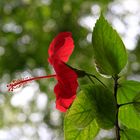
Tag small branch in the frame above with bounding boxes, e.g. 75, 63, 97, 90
113, 75, 120, 140
113, 75, 119, 99
66, 65, 106, 87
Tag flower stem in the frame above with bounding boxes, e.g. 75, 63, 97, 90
113, 75, 120, 140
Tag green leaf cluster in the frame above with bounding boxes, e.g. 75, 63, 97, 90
64, 14, 140, 139
64, 85, 116, 140
118, 80, 140, 132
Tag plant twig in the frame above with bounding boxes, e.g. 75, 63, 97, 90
66, 65, 106, 87
113, 75, 120, 140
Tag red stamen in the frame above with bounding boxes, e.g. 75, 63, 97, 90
7, 75, 56, 92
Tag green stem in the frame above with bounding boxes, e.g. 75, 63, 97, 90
66, 64, 106, 87
113, 75, 120, 140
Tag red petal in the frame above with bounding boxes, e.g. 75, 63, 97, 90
48, 32, 74, 64
53, 60, 78, 112
55, 94, 76, 112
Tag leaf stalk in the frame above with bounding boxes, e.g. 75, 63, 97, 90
86, 73, 107, 87
118, 102, 135, 108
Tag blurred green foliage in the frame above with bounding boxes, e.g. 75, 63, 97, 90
0, 0, 112, 75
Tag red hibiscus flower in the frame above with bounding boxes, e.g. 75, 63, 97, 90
7, 32, 78, 112
48, 32, 78, 111
48, 32, 74, 64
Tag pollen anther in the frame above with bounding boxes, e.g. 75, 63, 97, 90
7, 77, 31, 91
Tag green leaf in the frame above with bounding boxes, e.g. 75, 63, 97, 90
118, 81, 140, 131
65, 90, 96, 128
121, 128, 140, 140
117, 80, 140, 104
64, 118, 98, 140
82, 85, 116, 129
133, 94, 140, 114
64, 90, 99, 140
64, 85, 117, 140
119, 105, 140, 131
92, 14, 127, 76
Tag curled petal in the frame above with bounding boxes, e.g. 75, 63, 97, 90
48, 32, 74, 64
